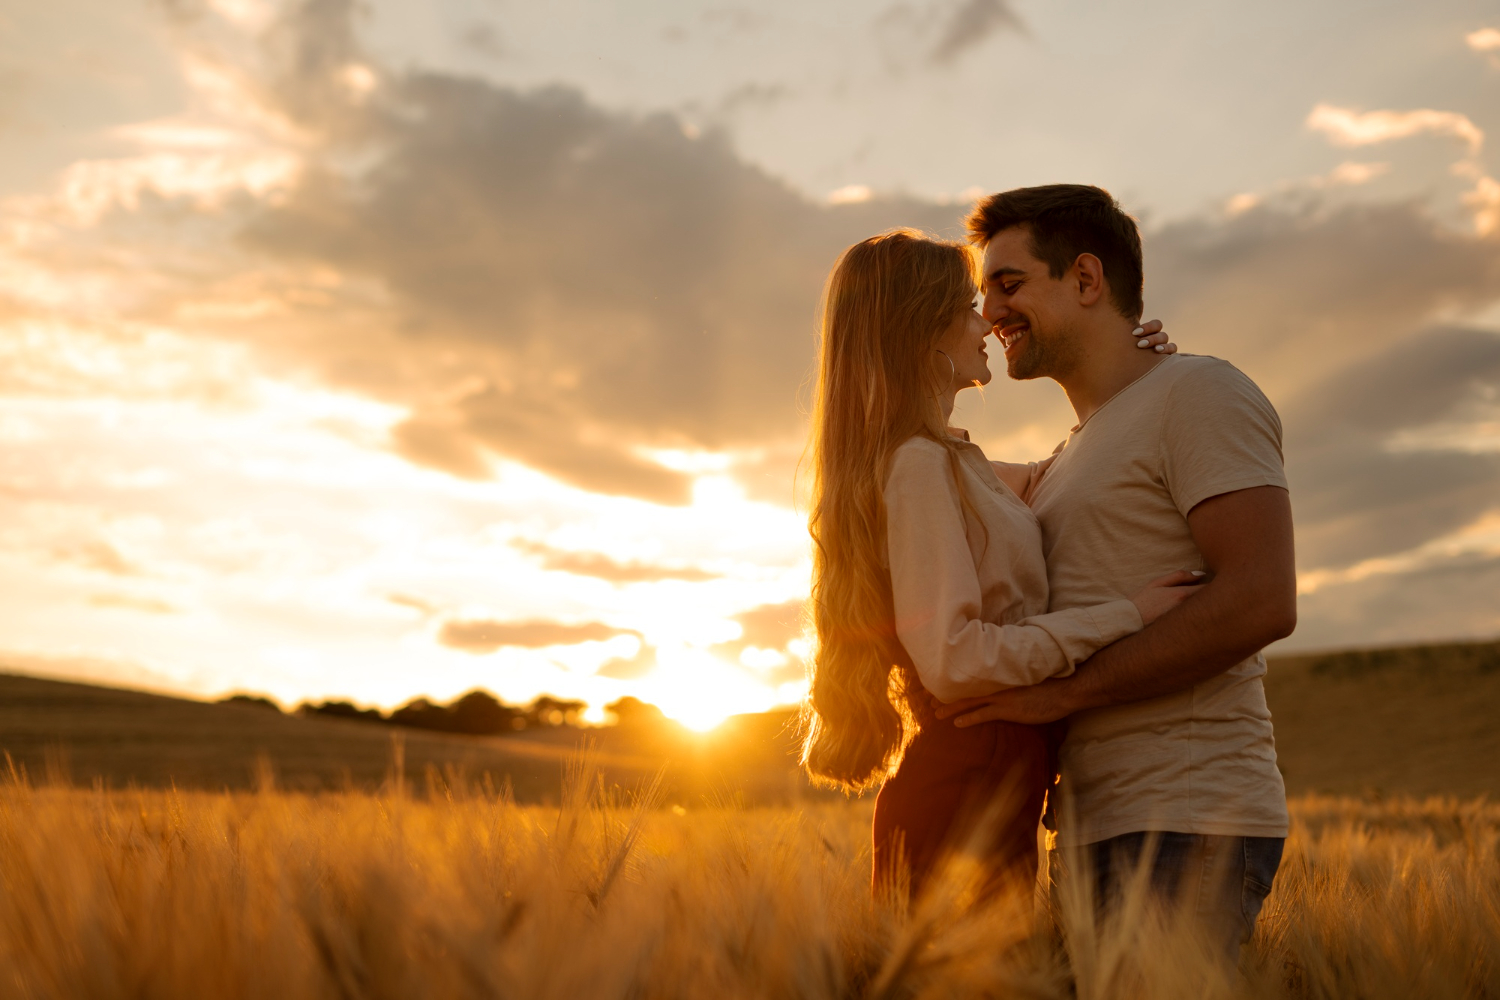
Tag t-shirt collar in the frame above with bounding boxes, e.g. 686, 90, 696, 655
1071, 355, 1178, 434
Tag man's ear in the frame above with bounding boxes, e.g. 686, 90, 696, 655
1072, 253, 1106, 307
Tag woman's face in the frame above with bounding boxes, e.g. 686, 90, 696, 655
934, 299, 993, 392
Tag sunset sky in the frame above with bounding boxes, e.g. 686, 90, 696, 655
2, 0, 1499, 728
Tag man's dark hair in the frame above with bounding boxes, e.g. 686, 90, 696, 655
965, 184, 1144, 321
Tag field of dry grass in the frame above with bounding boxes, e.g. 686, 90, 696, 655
2, 649, 1496, 998
1, 756, 1496, 1000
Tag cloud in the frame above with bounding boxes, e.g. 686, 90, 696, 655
929, 0, 1026, 63
702, 600, 807, 686
437, 618, 635, 653
88, 594, 177, 614
596, 643, 657, 680
1306, 103, 1484, 156
1290, 550, 1500, 651
1144, 202, 1500, 402
1305, 102, 1496, 234
1468, 27, 1500, 67
1468, 27, 1500, 50
58, 540, 139, 576
1325, 161, 1391, 186
731, 599, 806, 649
388, 418, 493, 480
827, 184, 873, 205
458, 23, 504, 58
511, 539, 720, 583
175, 0, 962, 503
875, 0, 1025, 70
714, 81, 792, 118
1465, 176, 1500, 237
1297, 510, 1500, 597
1222, 161, 1390, 217
1279, 327, 1500, 569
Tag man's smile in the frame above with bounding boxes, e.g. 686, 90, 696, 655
998, 320, 1029, 358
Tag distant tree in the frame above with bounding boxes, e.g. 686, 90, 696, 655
527, 696, 587, 728
448, 690, 524, 734
300, 700, 386, 724
373, 691, 585, 734
220, 694, 282, 712
388, 698, 452, 731
605, 696, 666, 727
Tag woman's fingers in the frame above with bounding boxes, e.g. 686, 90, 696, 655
1132, 319, 1177, 355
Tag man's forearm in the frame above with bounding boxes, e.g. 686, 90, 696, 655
1058, 485, 1298, 713
1058, 578, 1289, 713
940, 486, 1297, 728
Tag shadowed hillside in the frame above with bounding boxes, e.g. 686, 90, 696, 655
1263, 637, 1500, 799
0, 672, 821, 804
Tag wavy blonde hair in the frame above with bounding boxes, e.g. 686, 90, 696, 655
801, 229, 981, 792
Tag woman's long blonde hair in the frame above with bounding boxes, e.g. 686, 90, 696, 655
801, 228, 981, 792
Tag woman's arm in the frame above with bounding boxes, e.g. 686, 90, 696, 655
989, 459, 1037, 496
885, 442, 1147, 702
990, 454, 1055, 500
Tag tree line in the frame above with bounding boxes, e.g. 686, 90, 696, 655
221, 690, 667, 735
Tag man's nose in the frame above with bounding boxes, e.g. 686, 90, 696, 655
981, 292, 1008, 325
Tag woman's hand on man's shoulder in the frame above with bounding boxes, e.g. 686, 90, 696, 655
1133, 318, 1177, 355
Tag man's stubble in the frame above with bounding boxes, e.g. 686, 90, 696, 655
1006, 320, 1083, 383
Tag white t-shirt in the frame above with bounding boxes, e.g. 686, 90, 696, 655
1029, 354, 1291, 846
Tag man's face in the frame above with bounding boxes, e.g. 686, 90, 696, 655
980, 227, 1083, 381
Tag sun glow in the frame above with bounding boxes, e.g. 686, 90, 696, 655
632, 648, 785, 731
0, 315, 812, 724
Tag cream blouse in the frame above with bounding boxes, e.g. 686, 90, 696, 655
882, 432, 1143, 702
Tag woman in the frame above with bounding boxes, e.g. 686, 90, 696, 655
800, 229, 1199, 899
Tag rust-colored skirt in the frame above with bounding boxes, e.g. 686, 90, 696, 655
872, 708, 1060, 900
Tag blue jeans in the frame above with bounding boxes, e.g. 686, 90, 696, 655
1051, 832, 1284, 960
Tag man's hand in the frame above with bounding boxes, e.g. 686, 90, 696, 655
935, 679, 1076, 727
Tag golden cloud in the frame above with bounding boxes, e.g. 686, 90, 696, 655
438, 619, 635, 653
510, 539, 719, 583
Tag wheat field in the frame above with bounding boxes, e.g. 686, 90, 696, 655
1, 756, 1496, 1000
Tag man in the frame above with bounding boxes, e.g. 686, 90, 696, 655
937, 184, 1296, 956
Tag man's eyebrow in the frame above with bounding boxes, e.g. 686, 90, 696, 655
985, 266, 1026, 282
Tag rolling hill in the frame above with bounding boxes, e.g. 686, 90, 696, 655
1, 636, 1495, 802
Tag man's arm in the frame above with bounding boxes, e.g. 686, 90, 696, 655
937, 485, 1296, 727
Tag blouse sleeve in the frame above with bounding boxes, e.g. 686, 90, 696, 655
885, 440, 1142, 702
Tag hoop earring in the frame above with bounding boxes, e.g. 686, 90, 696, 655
933, 350, 955, 398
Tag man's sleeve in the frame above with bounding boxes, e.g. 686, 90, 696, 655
1160, 360, 1288, 517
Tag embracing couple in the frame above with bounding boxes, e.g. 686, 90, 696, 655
801, 184, 1296, 959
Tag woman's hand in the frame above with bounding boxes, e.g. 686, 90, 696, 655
1133, 318, 1177, 355
1130, 569, 1205, 625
